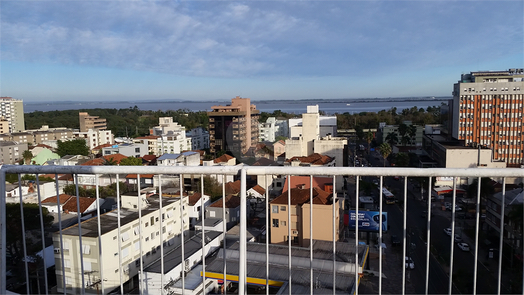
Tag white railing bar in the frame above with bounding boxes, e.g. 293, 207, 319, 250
496, 177, 506, 295
201, 174, 206, 293
239, 168, 247, 295
116, 174, 123, 295
159, 175, 165, 295
332, 174, 336, 295
473, 177, 481, 295
0, 170, 6, 295
222, 175, 227, 295
95, 174, 105, 295
425, 176, 432, 295
179, 175, 185, 295
74, 174, 86, 295
309, 175, 313, 295
266, 174, 270, 295
2, 165, 522, 178
138, 174, 144, 295
18, 174, 30, 295
402, 177, 407, 295
55, 174, 67, 295
449, 177, 457, 295
287, 174, 291, 295
35, 174, 49, 295
355, 175, 360, 295
378, 175, 383, 295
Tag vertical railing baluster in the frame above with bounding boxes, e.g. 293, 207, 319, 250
332, 174, 336, 295
116, 174, 123, 294
55, 175, 66, 294
425, 176, 432, 295
473, 177, 481, 295
266, 174, 270, 295
179, 175, 185, 294
378, 176, 383, 295
138, 173, 144, 295
239, 168, 247, 295
402, 177, 407, 295
18, 174, 30, 294
201, 174, 206, 292
95, 174, 105, 295
287, 174, 291, 295
222, 175, 227, 295
355, 174, 359, 295
35, 174, 49, 295
74, 174, 86, 294
310, 175, 313, 295
496, 177, 506, 295
159, 175, 164, 295
0, 169, 6, 295
449, 177, 457, 295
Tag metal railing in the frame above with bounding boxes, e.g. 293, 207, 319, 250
1, 165, 523, 295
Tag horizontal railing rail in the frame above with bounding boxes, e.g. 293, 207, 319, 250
1, 165, 522, 295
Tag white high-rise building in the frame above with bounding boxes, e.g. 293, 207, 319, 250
0, 97, 25, 132
259, 117, 288, 142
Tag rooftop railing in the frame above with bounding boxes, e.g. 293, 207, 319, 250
1, 165, 522, 295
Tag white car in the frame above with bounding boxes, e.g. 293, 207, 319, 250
454, 234, 462, 243
457, 243, 470, 251
405, 256, 415, 269
443, 228, 452, 236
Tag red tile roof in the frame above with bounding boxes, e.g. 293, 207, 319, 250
209, 194, 241, 208
252, 158, 276, 166
62, 197, 97, 213
270, 187, 332, 205
92, 143, 113, 150
286, 153, 333, 165
42, 194, 73, 205
135, 136, 160, 140
142, 154, 157, 162
282, 176, 333, 193
214, 154, 235, 163
225, 180, 241, 195
250, 184, 266, 196
81, 158, 105, 166
103, 153, 127, 164
58, 174, 74, 181
188, 192, 203, 206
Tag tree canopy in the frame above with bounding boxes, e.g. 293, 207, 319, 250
119, 157, 143, 166
56, 139, 89, 157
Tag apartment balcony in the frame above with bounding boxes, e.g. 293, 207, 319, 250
1, 165, 522, 295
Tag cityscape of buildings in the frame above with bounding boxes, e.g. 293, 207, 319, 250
1, 68, 524, 294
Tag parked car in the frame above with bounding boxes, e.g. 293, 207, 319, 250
443, 228, 452, 236
457, 242, 470, 251
405, 256, 415, 269
454, 234, 462, 243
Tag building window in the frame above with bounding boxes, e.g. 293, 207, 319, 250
272, 219, 279, 227
280, 206, 286, 211
272, 205, 279, 213
281, 220, 286, 226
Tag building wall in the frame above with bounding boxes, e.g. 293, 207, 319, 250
79, 112, 107, 132
445, 148, 506, 169
102, 143, 147, 158
300, 201, 340, 248
0, 97, 25, 132
205, 206, 239, 230
0, 141, 27, 164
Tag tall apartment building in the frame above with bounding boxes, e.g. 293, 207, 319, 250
0, 97, 25, 132
450, 69, 524, 166
79, 112, 107, 132
0, 141, 28, 164
208, 96, 260, 156
53, 193, 189, 294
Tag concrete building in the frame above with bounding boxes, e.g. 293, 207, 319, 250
157, 151, 200, 167
289, 110, 337, 139
269, 187, 339, 248
0, 141, 27, 164
53, 193, 189, 294
485, 188, 523, 254
187, 192, 211, 229
205, 195, 241, 230
186, 127, 210, 150
450, 68, 524, 166
148, 118, 192, 155
133, 136, 159, 155
259, 117, 288, 142
0, 97, 25, 132
101, 142, 148, 158
0, 118, 9, 134
74, 129, 114, 150
208, 96, 260, 156
79, 112, 107, 132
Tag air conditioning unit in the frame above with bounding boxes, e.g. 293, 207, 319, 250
54, 248, 60, 254
292, 230, 298, 235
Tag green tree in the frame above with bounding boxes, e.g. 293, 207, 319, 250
355, 125, 364, 142
275, 136, 288, 142
196, 176, 223, 201
385, 132, 399, 146
365, 131, 374, 153
379, 143, 392, 167
120, 157, 143, 166
56, 139, 89, 157
22, 150, 33, 165
395, 152, 410, 167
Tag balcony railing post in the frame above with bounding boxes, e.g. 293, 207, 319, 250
239, 168, 247, 295
0, 168, 6, 295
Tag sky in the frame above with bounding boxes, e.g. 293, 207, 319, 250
1, 1, 523, 102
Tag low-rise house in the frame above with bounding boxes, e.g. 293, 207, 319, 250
187, 192, 211, 229
202, 154, 236, 184
41, 194, 73, 214
61, 196, 105, 217
205, 195, 241, 230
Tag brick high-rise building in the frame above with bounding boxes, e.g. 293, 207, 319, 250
0, 97, 25, 132
450, 68, 524, 166
208, 96, 260, 156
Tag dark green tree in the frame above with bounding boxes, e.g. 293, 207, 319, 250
22, 150, 33, 165
385, 132, 399, 146
56, 139, 89, 157
120, 157, 142, 166
379, 143, 392, 167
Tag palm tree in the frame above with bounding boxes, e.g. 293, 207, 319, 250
379, 143, 392, 167
365, 131, 374, 154
385, 132, 399, 146
22, 150, 33, 165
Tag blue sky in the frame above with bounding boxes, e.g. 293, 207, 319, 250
1, 1, 522, 102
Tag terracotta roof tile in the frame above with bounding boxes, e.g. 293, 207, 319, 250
188, 192, 202, 206
282, 176, 333, 193
42, 194, 72, 205
135, 136, 160, 140
58, 174, 74, 181
250, 184, 266, 195
270, 187, 332, 206
142, 155, 157, 162
102, 153, 127, 164
225, 180, 241, 195
81, 158, 105, 166
209, 194, 241, 208
35, 144, 53, 149
214, 154, 234, 163
252, 158, 276, 166
286, 153, 333, 165
62, 197, 97, 213
92, 143, 113, 150
125, 174, 155, 179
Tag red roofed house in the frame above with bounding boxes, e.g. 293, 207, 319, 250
247, 184, 266, 199
282, 176, 334, 194
187, 192, 211, 229
62, 196, 105, 216
202, 153, 237, 184
269, 187, 339, 247
205, 195, 242, 230
41, 194, 73, 213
